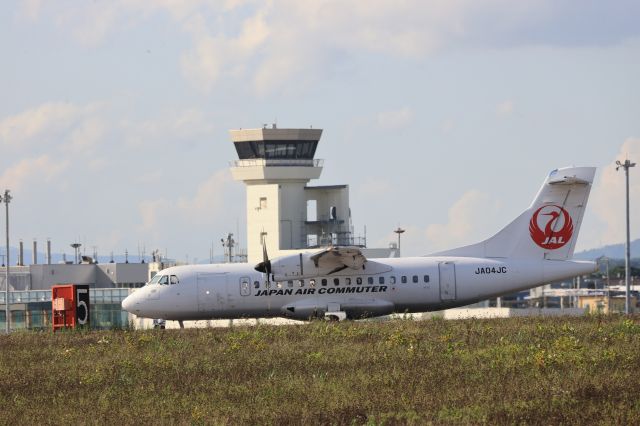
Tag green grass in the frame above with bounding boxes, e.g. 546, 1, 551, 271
1, 315, 639, 425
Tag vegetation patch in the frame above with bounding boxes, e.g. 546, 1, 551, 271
1, 315, 639, 424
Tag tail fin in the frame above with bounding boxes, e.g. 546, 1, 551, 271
430, 166, 596, 260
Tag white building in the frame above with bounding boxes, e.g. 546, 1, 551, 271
229, 126, 393, 263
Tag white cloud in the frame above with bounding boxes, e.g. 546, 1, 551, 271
66, 118, 107, 153
138, 199, 171, 232
376, 107, 414, 130
441, 118, 455, 134
496, 100, 514, 117
25, 1, 640, 93
581, 138, 640, 248
0, 102, 99, 149
123, 108, 215, 148
424, 190, 503, 252
18, 0, 43, 21
138, 170, 233, 233
180, 9, 271, 92
177, 170, 233, 223
0, 155, 69, 192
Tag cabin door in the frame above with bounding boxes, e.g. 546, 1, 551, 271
197, 273, 228, 313
439, 262, 457, 301
239, 276, 251, 296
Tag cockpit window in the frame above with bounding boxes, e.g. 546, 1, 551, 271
170, 275, 179, 285
158, 275, 169, 285
149, 275, 162, 285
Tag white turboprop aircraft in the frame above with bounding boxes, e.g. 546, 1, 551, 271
122, 166, 597, 325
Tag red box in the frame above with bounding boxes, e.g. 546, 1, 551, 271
52, 284, 90, 331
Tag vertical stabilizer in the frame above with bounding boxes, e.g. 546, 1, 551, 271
429, 166, 596, 260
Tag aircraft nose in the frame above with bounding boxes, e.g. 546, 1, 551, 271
121, 293, 135, 312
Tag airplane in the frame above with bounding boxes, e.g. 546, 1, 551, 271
122, 166, 597, 326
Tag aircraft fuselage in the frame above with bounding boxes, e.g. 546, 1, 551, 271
123, 256, 595, 321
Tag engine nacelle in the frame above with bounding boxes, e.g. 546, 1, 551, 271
270, 252, 332, 281
256, 247, 371, 282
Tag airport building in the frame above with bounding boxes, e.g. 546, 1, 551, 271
0, 242, 172, 330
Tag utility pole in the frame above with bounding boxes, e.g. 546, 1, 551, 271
1, 190, 12, 334
70, 243, 82, 264
221, 233, 235, 263
616, 159, 636, 314
394, 227, 405, 257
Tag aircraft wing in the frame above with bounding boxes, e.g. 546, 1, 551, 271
309, 246, 367, 274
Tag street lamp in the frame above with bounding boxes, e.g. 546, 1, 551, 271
394, 227, 405, 257
1, 190, 11, 334
221, 233, 235, 263
70, 243, 82, 264
616, 159, 636, 314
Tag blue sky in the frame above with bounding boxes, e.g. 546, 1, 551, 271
1, 0, 639, 262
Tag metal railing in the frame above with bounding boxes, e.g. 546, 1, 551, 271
230, 159, 324, 168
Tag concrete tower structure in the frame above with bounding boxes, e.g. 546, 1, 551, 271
230, 126, 386, 263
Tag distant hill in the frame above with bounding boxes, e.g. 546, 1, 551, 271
574, 239, 640, 260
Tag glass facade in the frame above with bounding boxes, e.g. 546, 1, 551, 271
234, 140, 318, 160
0, 288, 131, 331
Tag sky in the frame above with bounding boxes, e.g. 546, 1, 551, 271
0, 0, 639, 263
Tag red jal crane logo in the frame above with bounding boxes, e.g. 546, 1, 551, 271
529, 205, 573, 249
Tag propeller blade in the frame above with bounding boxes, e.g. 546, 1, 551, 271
254, 260, 271, 274
254, 233, 272, 282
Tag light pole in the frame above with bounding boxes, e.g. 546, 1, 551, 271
221, 233, 235, 263
616, 159, 636, 314
70, 243, 82, 264
1, 190, 11, 333
394, 227, 405, 257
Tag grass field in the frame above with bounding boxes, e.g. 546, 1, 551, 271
1, 315, 639, 425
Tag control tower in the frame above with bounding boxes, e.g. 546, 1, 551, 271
230, 125, 379, 263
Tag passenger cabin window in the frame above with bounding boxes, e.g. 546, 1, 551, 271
413, 275, 418, 283
367, 277, 374, 285
309, 279, 316, 288
356, 277, 362, 285
424, 275, 430, 283
170, 275, 179, 285
390, 276, 396, 285
289, 280, 295, 288
298, 280, 305, 287
346, 278, 352, 285
321, 279, 327, 286
401, 276, 407, 284
254, 281, 260, 289
158, 275, 169, 285
379, 277, 384, 284
334, 278, 340, 286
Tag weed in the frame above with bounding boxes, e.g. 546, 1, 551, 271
0, 315, 638, 424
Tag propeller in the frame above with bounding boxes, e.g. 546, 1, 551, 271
254, 233, 272, 283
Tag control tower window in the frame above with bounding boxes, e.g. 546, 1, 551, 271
234, 141, 318, 160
